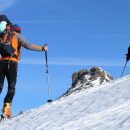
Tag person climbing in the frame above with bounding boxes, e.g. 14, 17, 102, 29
121, 46, 130, 77
0, 15, 48, 118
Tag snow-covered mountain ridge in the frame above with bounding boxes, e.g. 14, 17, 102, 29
0, 71, 130, 130
62, 67, 113, 97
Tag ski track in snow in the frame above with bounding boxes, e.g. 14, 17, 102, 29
0, 76, 130, 130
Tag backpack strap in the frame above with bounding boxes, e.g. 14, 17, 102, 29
0, 25, 14, 43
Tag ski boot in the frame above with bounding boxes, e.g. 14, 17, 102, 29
2, 103, 12, 118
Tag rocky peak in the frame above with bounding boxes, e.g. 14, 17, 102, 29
62, 67, 113, 97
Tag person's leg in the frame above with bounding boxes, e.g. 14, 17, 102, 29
2, 61, 18, 117
0, 62, 5, 94
4, 62, 18, 103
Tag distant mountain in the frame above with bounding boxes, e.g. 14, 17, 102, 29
1, 67, 130, 130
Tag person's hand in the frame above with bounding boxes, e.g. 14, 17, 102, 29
126, 54, 130, 61
42, 44, 48, 51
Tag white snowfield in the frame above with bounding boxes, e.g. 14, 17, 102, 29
0, 75, 130, 130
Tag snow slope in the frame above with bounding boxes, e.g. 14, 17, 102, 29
0, 75, 130, 130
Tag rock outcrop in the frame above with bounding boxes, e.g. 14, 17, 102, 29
62, 67, 113, 97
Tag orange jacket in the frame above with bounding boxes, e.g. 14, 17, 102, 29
0, 32, 21, 62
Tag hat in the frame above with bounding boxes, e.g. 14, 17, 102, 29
13, 24, 21, 33
0, 15, 12, 25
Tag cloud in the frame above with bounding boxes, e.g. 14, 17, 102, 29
0, 0, 18, 11
19, 57, 125, 67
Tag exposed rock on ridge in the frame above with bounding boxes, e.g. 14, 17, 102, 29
62, 67, 113, 97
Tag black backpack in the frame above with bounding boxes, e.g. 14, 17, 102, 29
0, 25, 16, 58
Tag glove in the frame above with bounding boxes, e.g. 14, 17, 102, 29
126, 54, 130, 61
42, 44, 48, 51
126, 46, 130, 61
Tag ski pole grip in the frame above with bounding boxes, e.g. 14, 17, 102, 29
44, 44, 48, 50
42, 44, 48, 51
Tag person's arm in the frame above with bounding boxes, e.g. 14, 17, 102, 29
16, 33, 48, 51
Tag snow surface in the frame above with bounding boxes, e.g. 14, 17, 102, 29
0, 75, 130, 130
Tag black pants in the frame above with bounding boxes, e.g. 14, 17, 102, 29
0, 60, 18, 103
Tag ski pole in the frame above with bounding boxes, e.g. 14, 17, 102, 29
121, 60, 128, 77
45, 49, 52, 103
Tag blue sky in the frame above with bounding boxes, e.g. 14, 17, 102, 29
0, 0, 130, 115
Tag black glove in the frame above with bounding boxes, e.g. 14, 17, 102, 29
42, 44, 48, 51
126, 46, 130, 61
126, 54, 130, 61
